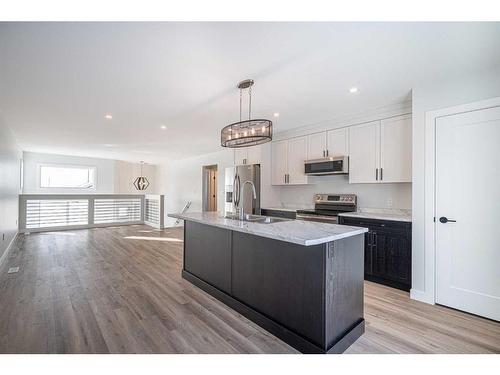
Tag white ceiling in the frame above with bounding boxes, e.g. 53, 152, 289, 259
1, 22, 500, 162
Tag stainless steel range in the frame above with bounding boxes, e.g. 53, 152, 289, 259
296, 194, 357, 224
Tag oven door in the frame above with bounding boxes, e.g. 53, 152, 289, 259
296, 213, 338, 224
304, 156, 348, 175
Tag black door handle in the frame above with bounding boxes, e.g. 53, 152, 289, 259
439, 216, 457, 223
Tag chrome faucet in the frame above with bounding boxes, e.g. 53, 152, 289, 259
239, 180, 257, 220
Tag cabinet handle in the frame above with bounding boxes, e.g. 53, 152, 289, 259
322, 150, 325, 157
284, 174, 286, 184
376, 168, 379, 181
380, 167, 383, 181
287, 174, 289, 183
326, 149, 329, 157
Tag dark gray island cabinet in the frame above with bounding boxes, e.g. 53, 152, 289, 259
168, 212, 368, 354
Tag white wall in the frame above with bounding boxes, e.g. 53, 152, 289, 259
0, 119, 22, 263
274, 178, 411, 209
22, 151, 157, 195
156, 149, 235, 227
411, 66, 500, 304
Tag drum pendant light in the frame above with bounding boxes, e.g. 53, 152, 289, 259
133, 161, 150, 191
221, 79, 272, 148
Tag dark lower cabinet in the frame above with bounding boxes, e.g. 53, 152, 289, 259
182, 220, 365, 353
338, 216, 412, 291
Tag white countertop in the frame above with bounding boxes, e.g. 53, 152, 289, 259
168, 211, 368, 246
338, 208, 412, 222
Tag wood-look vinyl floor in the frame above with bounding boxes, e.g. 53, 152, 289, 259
0, 225, 498, 354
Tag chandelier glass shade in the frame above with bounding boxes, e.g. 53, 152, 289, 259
221, 79, 272, 148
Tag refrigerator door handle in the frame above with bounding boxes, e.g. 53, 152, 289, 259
233, 174, 240, 208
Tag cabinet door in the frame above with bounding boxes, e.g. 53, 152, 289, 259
348, 121, 380, 183
380, 115, 412, 183
307, 132, 327, 160
287, 136, 309, 184
327, 127, 349, 157
271, 140, 288, 185
234, 148, 248, 165
246, 145, 261, 164
372, 230, 411, 286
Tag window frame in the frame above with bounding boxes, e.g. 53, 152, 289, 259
37, 163, 98, 191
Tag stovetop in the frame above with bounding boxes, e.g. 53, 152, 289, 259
297, 193, 357, 217
296, 209, 344, 217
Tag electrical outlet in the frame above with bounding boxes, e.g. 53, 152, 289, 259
387, 199, 393, 209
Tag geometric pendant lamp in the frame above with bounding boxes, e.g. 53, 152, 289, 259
133, 161, 150, 191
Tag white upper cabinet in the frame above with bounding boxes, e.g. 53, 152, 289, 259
234, 145, 261, 165
307, 132, 327, 160
349, 121, 380, 183
270, 114, 411, 185
271, 140, 288, 185
307, 128, 349, 159
380, 115, 412, 183
287, 136, 308, 185
327, 127, 349, 157
348, 115, 411, 184
271, 136, 309, 185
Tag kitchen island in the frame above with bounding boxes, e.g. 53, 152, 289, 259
168, 211, 368, 354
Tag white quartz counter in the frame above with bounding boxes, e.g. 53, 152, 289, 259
168, 211, 368, 246
338, 208, 412, 222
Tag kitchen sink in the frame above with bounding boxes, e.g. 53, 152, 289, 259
224, 213, 290, 224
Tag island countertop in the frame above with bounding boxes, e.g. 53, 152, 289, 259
168, 211, 368, 246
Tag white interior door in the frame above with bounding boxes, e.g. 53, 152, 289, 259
271, 140, 288, 185
327, 127, 349, 157
348, 121, 380, 183
380, 115, 412, 183
436, 105, 500, 321
307, 132, 326, 159
287, 136, 308, 184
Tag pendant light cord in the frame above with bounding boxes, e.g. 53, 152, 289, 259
239, 88, 242, 122
248, 85, 252, 120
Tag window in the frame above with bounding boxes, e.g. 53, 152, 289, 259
39, 164, 96, 189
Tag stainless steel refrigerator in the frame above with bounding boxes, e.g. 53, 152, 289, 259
224, 164, 261, 216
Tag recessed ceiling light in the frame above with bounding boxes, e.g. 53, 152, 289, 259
349, 87, 358, 94
103, 144, 114, 147
273, 112, 280, 118
160, 125, 167, 130
104, 114, 113, 119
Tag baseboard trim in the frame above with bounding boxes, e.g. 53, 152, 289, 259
0, 231, 18, 271
410, 288, 435, 305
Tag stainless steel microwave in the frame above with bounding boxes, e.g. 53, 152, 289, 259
304, 156, 349, 176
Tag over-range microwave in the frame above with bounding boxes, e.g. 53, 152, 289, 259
304, 156, 349, 176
